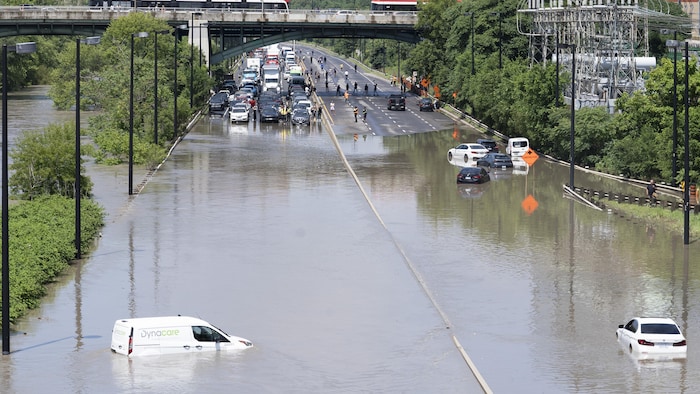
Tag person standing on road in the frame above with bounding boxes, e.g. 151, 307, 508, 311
364, 83, 368, 96
353, 106, 359, 122
353, 81, 358, 93
330, 102, 335, 114
344, 90, 349, 102
362, 107, 367, 122
336, 85, 341, 96
647, 179, 657, 206
373, 81, 377, 96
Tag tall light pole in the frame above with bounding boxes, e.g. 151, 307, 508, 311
130, 32, 148, 196
464, 12, 475, 75
174, 24, 187, 141
555, 30, 560, 107
683, 41, 690, 245
667, 38, 687, 226
153, 30, 168, 146
491, 12, 502, 69
669, 33, 679, 186
190, 12, 202, 109
2, 41, 37, 355
397, 42, 401, 92
75, 36, 100, 260
558, 43, 576, 189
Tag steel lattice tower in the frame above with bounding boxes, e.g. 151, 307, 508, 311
518, 0, 691, 110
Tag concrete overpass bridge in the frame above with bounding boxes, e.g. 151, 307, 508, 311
0, 7, 421, 65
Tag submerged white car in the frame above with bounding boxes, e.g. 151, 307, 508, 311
616, 317, 687, 355
447, 143, 489, 162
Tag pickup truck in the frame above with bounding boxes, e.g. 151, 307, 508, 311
387, 94, 406, 111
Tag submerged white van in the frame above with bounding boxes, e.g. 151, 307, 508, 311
506, 137, 530, 157
111, 316, 253, 357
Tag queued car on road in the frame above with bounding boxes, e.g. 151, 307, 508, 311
447, 143, 489, 162
291, 108, 311, 125
260, 106, 280, 123
209, 91, 229, 113
616, 317, 687, 356
387, 94, 406, 111
418, 98, 434, 112
476, 153, 514, 168
456, 166, 490, 184
229, 104, 250, 123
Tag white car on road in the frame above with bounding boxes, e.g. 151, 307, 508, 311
616, 317, 687, 356
447, 143, 489, 162
230, 104, 250, 123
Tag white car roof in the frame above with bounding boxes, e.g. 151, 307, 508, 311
633, 317, 680, 325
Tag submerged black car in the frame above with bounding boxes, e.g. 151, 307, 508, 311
456, 166, 490, 184
476, 153, 513, 168
476, 138, 499, 153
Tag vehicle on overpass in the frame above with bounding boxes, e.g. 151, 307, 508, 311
371, 0, 417, 12
89, 0, 289, 11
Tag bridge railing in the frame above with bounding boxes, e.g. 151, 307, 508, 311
0, 6, 417, 24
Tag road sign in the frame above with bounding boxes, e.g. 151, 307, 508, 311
521, 194, 538, 215
521, 148, 539, 166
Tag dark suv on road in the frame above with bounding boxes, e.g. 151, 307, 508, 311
476, 138, 499, 153
387, 94, 406, 111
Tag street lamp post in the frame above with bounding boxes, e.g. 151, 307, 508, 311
666, 38, 690, 244
130, 32, 149, 196
2, 41, 37, 355
174, 25, 187, 141
75, 36, 100, 260
491, 12, 502, 69
558, 43, 576, 189
671, 34, 679, 186
683, 41, 690, 245
190, 12, 202, 109
464, 12, 475, 75
153, 30, 168, 145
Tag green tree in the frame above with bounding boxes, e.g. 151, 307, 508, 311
9, 122, 93, 200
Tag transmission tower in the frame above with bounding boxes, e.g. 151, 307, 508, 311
518, 0, 691, 110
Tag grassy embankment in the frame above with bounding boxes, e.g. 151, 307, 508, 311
595, 198, 700, 237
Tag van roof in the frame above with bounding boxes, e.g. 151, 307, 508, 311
114, 315, 209, 328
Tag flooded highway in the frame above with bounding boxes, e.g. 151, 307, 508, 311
1, 87, 699, 393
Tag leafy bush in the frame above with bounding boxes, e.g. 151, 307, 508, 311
9, 122, 94, 200
0, 195, 104, 322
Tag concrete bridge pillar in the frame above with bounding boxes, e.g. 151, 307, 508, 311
189, 18, 210, 70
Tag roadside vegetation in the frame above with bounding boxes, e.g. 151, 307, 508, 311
0, 11, 217, 324
317, 0, 698, 188
596, 199, 700, 236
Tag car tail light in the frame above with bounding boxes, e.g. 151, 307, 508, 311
673, 340, 687, 347
128, 335, 133, 355
637, 339, 655, 346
